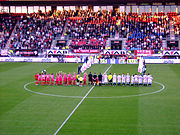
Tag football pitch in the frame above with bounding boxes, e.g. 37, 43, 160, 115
0, 62, 180, 135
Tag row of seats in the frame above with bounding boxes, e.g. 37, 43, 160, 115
0, 11, 179, 50
10, 14, 66, 50
0, 14, 17, 49
65, 10, 117, 49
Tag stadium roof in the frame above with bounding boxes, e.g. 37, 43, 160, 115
0, 0, 178, 6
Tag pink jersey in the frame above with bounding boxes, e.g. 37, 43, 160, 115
51, 75, 54, 80
59, 74, 62, 81
84, 74, 87, 81
46, 74, 50, 80
67, 74, 71, 81
38, 74, 41, 80
63, 74, 67, 81
56, 75, 59, 81
73, 75, 76, 81
42, 74, 46, 80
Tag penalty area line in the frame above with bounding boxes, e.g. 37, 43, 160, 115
53, 64, 112, 135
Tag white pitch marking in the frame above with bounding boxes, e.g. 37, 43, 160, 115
24, 81, 83, 99
53, 64, 112, 135
24, 81, 165, 99
87, 81, 165, 99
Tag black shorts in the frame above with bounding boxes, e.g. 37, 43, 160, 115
93, 79, 97, 82
89, 78, 92, 82
109, 79, 112, 82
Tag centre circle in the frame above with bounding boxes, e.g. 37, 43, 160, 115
24, 81, 165, 99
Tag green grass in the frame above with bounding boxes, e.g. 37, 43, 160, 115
0, 63, 180, 135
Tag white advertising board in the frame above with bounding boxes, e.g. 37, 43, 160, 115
0, 57, 179, 64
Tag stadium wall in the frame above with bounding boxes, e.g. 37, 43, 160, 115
0, 57, 179, 64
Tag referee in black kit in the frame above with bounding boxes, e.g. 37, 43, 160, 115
93, 73, 97, 86
88, 72, 93, 85
78, 65, 82, 74
98, 73, 102, 86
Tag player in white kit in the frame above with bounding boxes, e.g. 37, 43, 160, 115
104, 73, 108, 85
126, 73, 130, 86
113, 73, 117, 85
134, 73, 139, 86
117, 74, 121, 86
131, 74, 134, 86
148, 73, 153, 86
122, 73, 126, 86
143, 73, 148, 86
102, 74, 105, 85
138, 74, 143, 86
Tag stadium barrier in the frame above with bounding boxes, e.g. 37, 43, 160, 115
163, 51, 180, 56
94, 59, 138, 64
0, 57, 179, 64
73, 49, 100, 53
0, 57, 58, 62
94, 59, 180, 64
0, 57, 85, 63
103, 50, 126, 55
46, 50, 69, 55
145, 59, 180, 64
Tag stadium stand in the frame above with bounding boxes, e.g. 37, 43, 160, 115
65, 10, 117, 49
0, 14, 17, 49
0, 7, 179, 51
9, 14, 66, 50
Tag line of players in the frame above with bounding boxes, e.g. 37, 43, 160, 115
35, 72, 87, 86
101, 73, 153, 86
35, 71, 153, 86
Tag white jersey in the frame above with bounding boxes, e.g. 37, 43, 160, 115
139, 75, 143, 84
122, 75, 126, 83
104, 74, 108, 83
102, 75, 104, 84
126, 75, 130, 83
143, 75, 148, 83
131, 76, 134, 84
134, 75, 138, 83
113, 75, 117, 83
148, 75, 153, 84
117, 75, 121, 83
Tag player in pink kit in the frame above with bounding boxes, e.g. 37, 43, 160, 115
63, 73, 67, 86
67, 72, 72, 86
38, 73, 41, 85
84, 72, 87, 85
51, 73, 54, 85
42, 73, 46, 85
73, 72, 76, 86
59, 73, 63, 85
46, 74, 50, 85
35, 73, 38, 85
56, 73, 59, 85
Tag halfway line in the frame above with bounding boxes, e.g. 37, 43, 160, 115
53, 64, 112, 135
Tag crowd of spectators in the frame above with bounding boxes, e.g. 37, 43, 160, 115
0, 9, 179, 51
172, 16, 180, 37
10, 13, 66, 50
0, 14, 17, 49
64, 10, 118, 49
63, 10, 179, 50
115, 12, 170, 50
